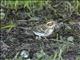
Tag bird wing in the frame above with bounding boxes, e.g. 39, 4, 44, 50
33, 31, 45, 36
33, 25, 47, 33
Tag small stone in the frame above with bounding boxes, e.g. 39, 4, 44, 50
27, 58, 31, 60
67, 36, 74, 42
20, 50, 29, 58
0, 12, 5, 19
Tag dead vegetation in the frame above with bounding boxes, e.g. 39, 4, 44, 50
0, 0, 80, 60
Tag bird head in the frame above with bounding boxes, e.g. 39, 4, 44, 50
46, 21, 57, 29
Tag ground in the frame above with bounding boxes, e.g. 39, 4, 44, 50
0, 0, 80, 60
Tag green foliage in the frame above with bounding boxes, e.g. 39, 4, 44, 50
1, 21, 16, 32
34, 46, 65, 60
72, 0, 80, 14
76, 55, 80, 60
1, 0, 46, 10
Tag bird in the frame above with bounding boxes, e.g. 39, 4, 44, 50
32, 20, 57, 40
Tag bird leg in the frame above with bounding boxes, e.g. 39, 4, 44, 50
36, 36, 42, 40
